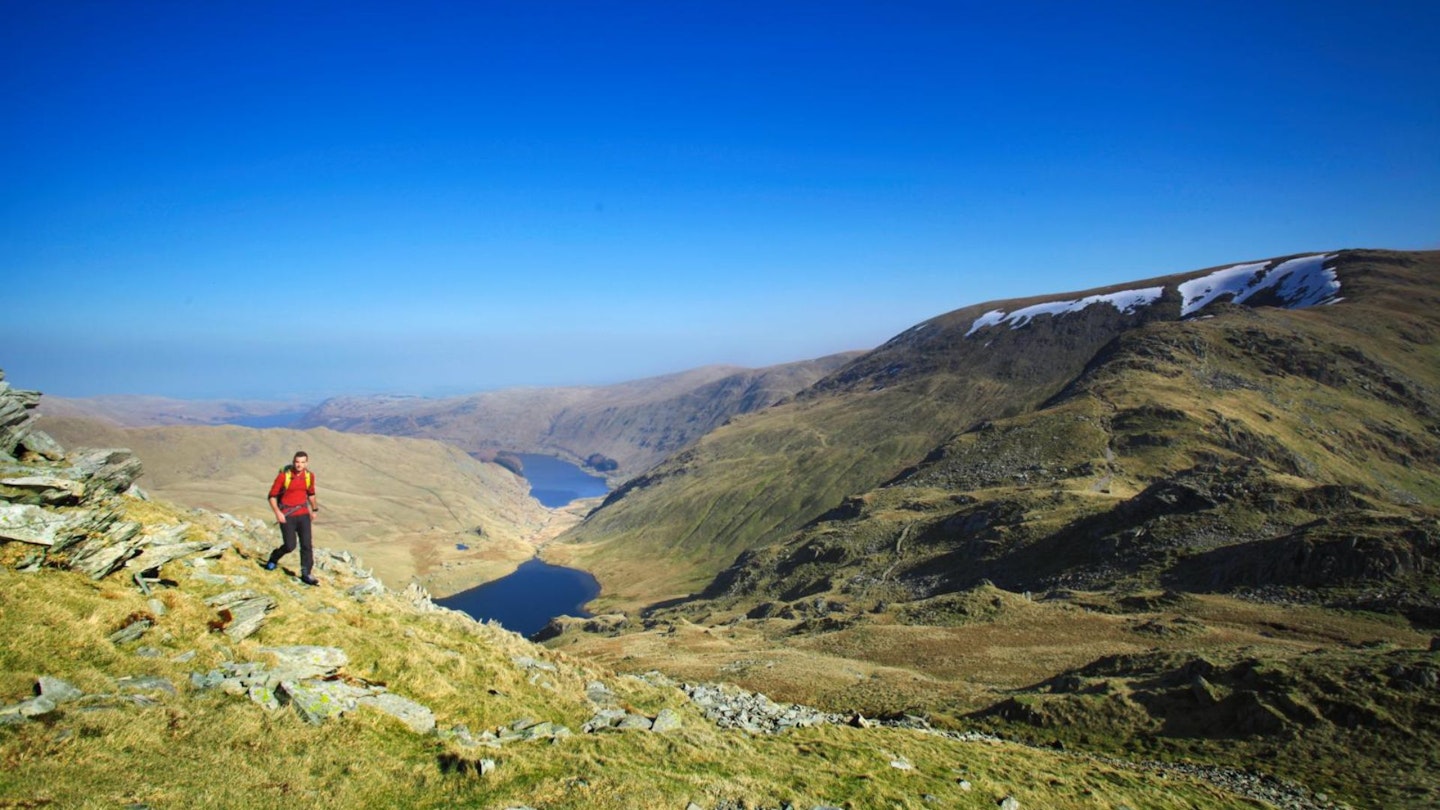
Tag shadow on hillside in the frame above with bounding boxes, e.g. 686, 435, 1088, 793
641, 595, 696, 615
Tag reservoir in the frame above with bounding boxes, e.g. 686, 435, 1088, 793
514, 452, 609, 508
435, 558, 601, 638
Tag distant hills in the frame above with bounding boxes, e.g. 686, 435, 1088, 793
36, 417, 551, 596
45, 355, 862, 484
293, 355, 862, 480
39, 394, 311, 428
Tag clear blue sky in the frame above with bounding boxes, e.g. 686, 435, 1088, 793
4, 1, 1437, 400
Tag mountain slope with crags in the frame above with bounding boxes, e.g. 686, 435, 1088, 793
555, 250, 1438, 612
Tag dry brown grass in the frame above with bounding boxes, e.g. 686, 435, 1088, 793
546, 589, 1430, 723
1, 500, 1269, 810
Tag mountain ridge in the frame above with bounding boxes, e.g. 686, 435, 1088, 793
553, 249, 1438, 609
296, 354, 861, 479
536, 249, 1440, 807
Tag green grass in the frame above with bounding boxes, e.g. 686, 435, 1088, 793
2, 496, 1285, 810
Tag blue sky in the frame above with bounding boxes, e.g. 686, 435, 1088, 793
4, 1, 1437, 400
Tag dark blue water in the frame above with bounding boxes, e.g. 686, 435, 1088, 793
226, 411, 309, 428
435, 558, 600, 638
515, 453, 609, 508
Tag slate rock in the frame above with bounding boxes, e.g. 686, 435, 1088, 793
583, 708, 627, 732
19, 429, 65, 462
257, 645, 348, 680
67, 516, 145, 578
584, 680, 616, 704
0, 475, 85, 505
357, 691, 436, 735
129, 538, 229, 577
66, 448, 144, 495
401, 582, 439, 611
615, 713, 653, 730
0, 503, 71, 546
651, 707, 682, 733
206, 590, 277, 641
511, 655, 557, 672
247, 683, 281, 711
498, 719, 571, 743
346, 580, 386, 598
0, 695, 58, 724
108, 617, 153, 644
117, 676, 177, 696
280, 680, 362, 725
37, 676, 84, 704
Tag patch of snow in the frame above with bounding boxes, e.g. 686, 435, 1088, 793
965, 287, 1164, 338
965, 310, 1007, 337
1179, 254, 1338, 317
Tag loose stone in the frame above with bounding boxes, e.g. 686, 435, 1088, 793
37, 676, 84, 704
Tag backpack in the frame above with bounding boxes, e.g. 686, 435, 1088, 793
277, 465, 313, 492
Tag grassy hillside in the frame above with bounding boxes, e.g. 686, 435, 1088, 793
712, 249, 1440, 604
539, 249, 1440, 807
37, 417, 554, 597
552, 256, 1288, 608
555, 250, 1439, 610
1, 388, 1284, 810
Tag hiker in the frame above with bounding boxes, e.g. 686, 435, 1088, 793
263, 450, 321, 585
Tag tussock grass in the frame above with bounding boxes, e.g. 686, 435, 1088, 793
3, 498, 1276, 809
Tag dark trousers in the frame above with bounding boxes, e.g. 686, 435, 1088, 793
267, 513, 313, 575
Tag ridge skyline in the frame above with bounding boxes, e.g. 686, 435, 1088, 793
34, 246, 1383, 404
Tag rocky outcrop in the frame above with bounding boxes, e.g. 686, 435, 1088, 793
0, 371, 154, 580
0, 371, 65, 462
190, 645, 436, 733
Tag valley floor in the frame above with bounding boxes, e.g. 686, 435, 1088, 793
541, 587, 1440, 808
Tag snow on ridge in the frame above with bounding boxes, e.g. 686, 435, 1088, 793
964, 287, 1165, 338
1179, 253, 1339, 317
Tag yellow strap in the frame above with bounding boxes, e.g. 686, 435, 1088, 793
280, 468, 312, 491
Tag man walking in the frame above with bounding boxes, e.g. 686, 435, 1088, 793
263, 450, 320, 585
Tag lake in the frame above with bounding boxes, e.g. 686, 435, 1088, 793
514, 452, 609, 508
435, 557, 600, 638
226, 411, 309, 428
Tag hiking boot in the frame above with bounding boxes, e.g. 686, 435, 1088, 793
299, 573, 320, 586
262, 561, 277, 571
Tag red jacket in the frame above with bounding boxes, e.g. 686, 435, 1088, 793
269, 468, 315, 516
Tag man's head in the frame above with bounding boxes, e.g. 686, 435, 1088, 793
292, 451, 309, 471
